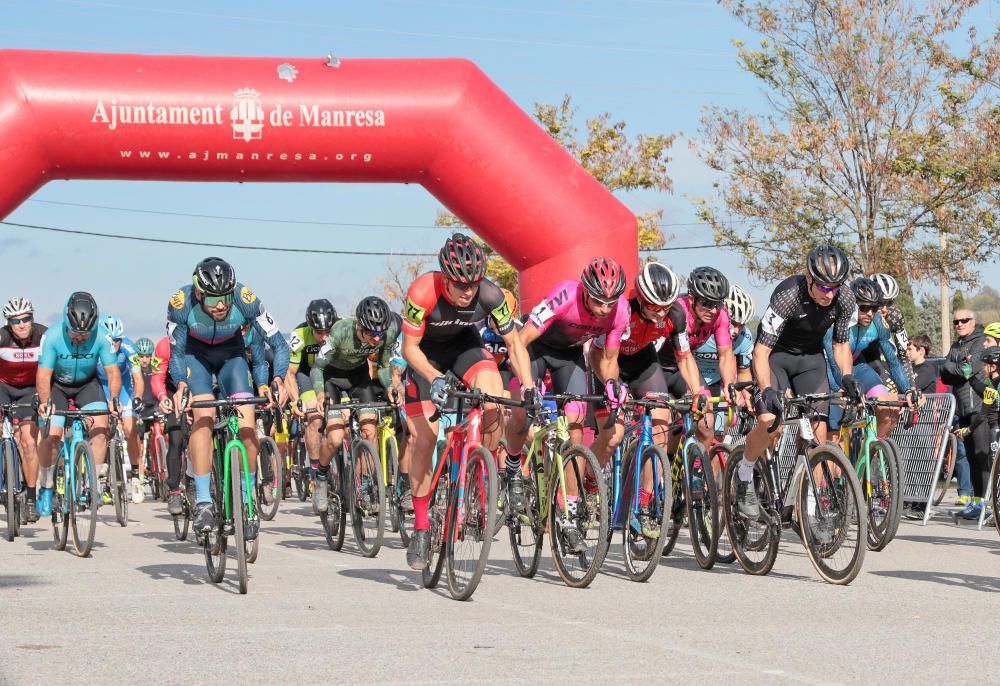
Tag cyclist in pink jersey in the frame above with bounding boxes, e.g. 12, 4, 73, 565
657, 267, 738, 455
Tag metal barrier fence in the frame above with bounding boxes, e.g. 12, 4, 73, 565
722, 393, 954, 525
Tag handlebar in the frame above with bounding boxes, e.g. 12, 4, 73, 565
189, 396, 270, 409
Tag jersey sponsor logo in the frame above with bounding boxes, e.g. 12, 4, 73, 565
57, 352, 96, 360
761, 308, 785, 336
548, 288, 570, 307
404, 299, 426, 328
256, 309, 279, 336
0, 348, 40, 362
529, 302, 555, 327
240, 286, 257, 305
694, 350, 719, 361
170, 289, 185, 310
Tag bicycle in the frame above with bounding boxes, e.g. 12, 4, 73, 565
189, 394, 269, 595
107, 414, 131, 527
506, 392, 610, 589
721, 385, 867, 585
661, 396, 729, 570
0, 399, 36, 541
376, 401, 405, 538
839, 395, 910, 551
47, 407, 108, 557
253, 406, 282, 522
141, 411, 169, 501
606, 397, 672, 582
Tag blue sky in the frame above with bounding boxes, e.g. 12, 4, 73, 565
1, 0, 995, 339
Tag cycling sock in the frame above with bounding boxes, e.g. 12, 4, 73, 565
316, 464, 329, 478
245, 471, 256, 498
27, 485, 36, 501
639, 488, 653, 507
583, 474, 599, 494
310, 459, 320, 473
505, 453, 521, 479
738, 458, 755, 482
194, 473, 211, 504
413, 493, 431, 530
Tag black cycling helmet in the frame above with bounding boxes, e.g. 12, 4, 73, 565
806, 245, 850, 285
852, 277, 881, 306
192, 257, 236, 297
65, 291, 99, 334
305, 299, 337, 331
983, 347, 1000, 367
356, 296, 391, 332
687, 266, 730, 302
438, 233, 487, 284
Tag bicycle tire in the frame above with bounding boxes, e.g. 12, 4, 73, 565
883, 438, 905, 542
205, 464, 227, 583
4, 440, 16, 542
70, 441, 98, 557
932, 433, 957, 507
548, 444, 609, 589
722, 447, 778, 576
294, 439, 309, 502
321, 452, 347, 551
445, 447, 497, 600
710, 444, 735, 564
866, 438, 900, 551
796, 442, 867, 585
350, 439, 386, 558
174, 508, 190, 541
109, 439, 128, 527
385, 434, 400, 533
229, 449, 249, 594
685, 442, 720, 570
990, 449, 1000, 538
52, 453, 68, 551
257, 437, 281, 521
422, 473, 449, 588
660, 450, 684, 557
621, 444, 672, 582
509, 455, 543, 578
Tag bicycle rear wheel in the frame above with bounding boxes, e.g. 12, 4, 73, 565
446, 447, 498, 600
660, 451, 684, 557
230, 450, 249, 594
622, 444, 671, 582
52, 454, 68, 551
321, 452, 347, 551
294, 440, 309, 501
796, 443, 866, 585
722, 448, 778, 576
385, 434, 400, 533
257, 437, 281, 522
509, 456, 543, 578
155, 434, 169, 501
932, 433, 957, 507
710, 444, 735, 564
421, 473, 449, 589
109, 439, 128, 527
685, 442, 720, 570
70, 442, 99, 557
866, 439, 900, 551
350, 439, 386, 558
4, 440, 17, 542
548, 444, 609, 588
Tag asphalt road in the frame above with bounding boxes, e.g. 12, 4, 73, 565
1, 492, 997, 686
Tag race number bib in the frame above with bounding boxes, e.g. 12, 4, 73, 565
530, 302, 555, 327
761, 307, 785, 336
256, 309, 279, 337
288, 332, 303, 352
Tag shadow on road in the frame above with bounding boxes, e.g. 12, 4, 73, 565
0, 574, 48, 588
26, 539, 106, 553
894, 533, 1000, 551
338, 567, 424, 593
871, 569, 1000, 593
136, 562, 242, 593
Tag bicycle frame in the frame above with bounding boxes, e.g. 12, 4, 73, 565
0, 411, 23, 500
55, 418, 90, 511
215, 411, 254, 523
432, 402, 487, 534
522, 408, 573, 521
610, 407, 663, 530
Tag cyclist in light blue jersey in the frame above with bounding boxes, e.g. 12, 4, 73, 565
96, 315, 147, 502
694, 284, 755, 395
35, 292, 121, 515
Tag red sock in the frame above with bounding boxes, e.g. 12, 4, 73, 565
413, 493, 431, 530
639, 488, 653, 507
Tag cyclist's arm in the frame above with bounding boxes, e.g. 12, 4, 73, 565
717, 345, 737, 394
751, 340, 775, 392
166, 318, 189, 390
131, 368, 144, 399
401, 331, 440, 385
678, 352, 704, 397
36, 367, 53, 407
285, 363, 300, 403
823, 327, 843, 390
374, 327, 402, 390
832, 341, 853, 381
105, 364, 123, 402
590, 342, 619, 384
518, 320, 542, 347
878, 321, 911, 392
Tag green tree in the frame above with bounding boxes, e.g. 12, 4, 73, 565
695, 0, 999, 286
914, 292, 944, 354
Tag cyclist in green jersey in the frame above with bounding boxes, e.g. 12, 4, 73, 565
309, 296, 402, 514
285, 299, 337, 481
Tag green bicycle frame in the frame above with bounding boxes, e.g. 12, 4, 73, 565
524, 412, 572, 517
218, 413, 254, 521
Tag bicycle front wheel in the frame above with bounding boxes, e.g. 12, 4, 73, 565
622, 444, 672, 582
321, 452, 347, 551
548, 444, 609, 588
710, 444, 735, 564
229, 449, 249, 594
866, 439, 901, 551
52, 454, 68, 551
508, 456, 543, 579
384, 433, 401, 534
350, 439, 386, 558
257, 437, 281, 522
445, 447, 497, 600
422, 473, 449, 589
3, 440, 17, 542
796, 443, 866, 585
70, 442, 99, 557
204, 465, 227, 583
109, 439, 128, 527
294, 440, 309, 501
155, 433, 169, 501
722, 448, 778, 576
685, 442, 720, 570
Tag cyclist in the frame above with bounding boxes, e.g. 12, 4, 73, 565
0, 298, 46, 522
402, 233, 536, 570
96, 315, 146, 503
36, 292, 121, 515
694, 283, 755, 395
309, 296, 401, 515
824, 277, 916, 437
736, 245, 859, 524
657, 266, 738, 456
480, 288, 521, 390
285, 299, 337, 488
131, 337, 160, 449
165, 257, 290, 538
866, 272, 914, 384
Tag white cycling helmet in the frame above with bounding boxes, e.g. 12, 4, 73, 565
726, 284, 755, 325
870, 273, 899, 303
3, 297, 33, 320
635, 262, 681, 308
101, 314, 125, 340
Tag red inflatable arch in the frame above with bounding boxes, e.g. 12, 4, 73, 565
0, 50, 637, 307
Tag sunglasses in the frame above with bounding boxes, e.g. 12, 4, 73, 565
447, 279, 479, 293
363, 329, 385, 338
858, 304, 878, 313
953, 318, 972, 326
641, 301, 668, 313
7, 316, 32, 325
696, 298, 724, 311
203, 293, 233, 308
813, 282, 840, 294
588, 294, 618, 308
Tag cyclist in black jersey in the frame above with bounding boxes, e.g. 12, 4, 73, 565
736, 245, 860, 521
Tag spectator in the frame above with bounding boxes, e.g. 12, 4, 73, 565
940, 309, 990, 518
907, 334, 941, 394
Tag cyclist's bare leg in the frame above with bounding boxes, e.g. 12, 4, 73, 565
88, 415, 109, 466
405, 413, 439, 499
469, 369, 504, 452
124, 416, 142, 477
18, 421, 38, 488
236, 404, 258, 473
189, 396, 216, 476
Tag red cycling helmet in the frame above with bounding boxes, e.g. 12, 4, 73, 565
581, 257, 627, 301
